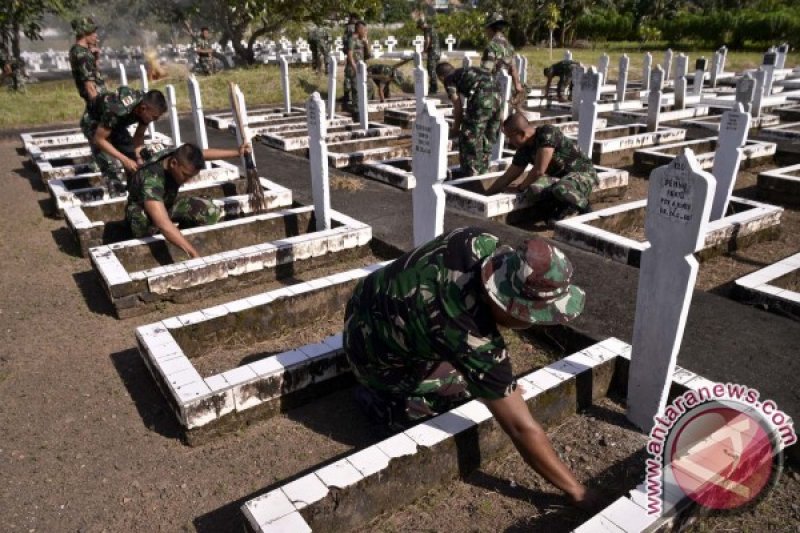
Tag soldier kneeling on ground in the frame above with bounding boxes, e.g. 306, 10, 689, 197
367, 63, 409, 102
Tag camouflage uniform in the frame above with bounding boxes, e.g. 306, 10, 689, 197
368, 64, 406, 99
309, 27, 331, 73
548, 60, 579, 99
341, 22, 356, 103
193, 33, 216, 75
512, 125, 598, 210
344, 227, 517, 419
126, 150, 221, 237
423, 25, 441, 94
345, 34, 370, 118
80, 86, 150, 195
481, 32, 515, 76
69, 43, 106, 108
444, 67, 502, 176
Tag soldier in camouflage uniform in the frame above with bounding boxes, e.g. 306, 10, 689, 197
436, 61, 502, 177
341, 13, 359, 106
309, 26, 331, 74
69, 17, 106, 111
481, 13, 524, 97
486, 113, 598, 225
367, 63, 407, 102
192, 27, 216, 75
126, 142, 251, 258
344, 227, 599, 510
81, 86, 167, 196
345, 20, 371, 120
544, 59, 580, 101
417, 19, 440, 94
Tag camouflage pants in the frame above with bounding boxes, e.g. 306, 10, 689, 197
126, 196, 221, 238
405, 362, 471, 420
526, 171, 598, 210
343, 64, 354, 107
459, 90, 502, 177
310, 44, 329, 73
426, 54, 439, 94
556, 74, 572, 99
81, 115, 137, 194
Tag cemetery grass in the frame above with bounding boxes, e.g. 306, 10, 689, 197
1, 47, 769, 129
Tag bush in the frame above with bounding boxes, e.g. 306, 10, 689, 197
576, 9, 636, 43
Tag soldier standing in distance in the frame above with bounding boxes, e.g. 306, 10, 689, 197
340, 13, 359, 105
344, 227, 601, 512
69, 17, 106, 111
345, 20, 371, 120
184, 22, 216, 75
481, 13, 524, 96
417, 18, 440, 94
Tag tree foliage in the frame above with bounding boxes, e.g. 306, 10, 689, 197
1, 0, 79, 58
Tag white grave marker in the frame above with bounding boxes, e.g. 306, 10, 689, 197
776, 43, 789, 69
385, 36, 398, 54
462, 56, 472, 69
413, 50, 422, 68
491, 69, 512, 161
710, 52, 721, 88
514, 54, 528, 85
646, 66, 664, 132
412, 100, 448, 246
564, 50, 573, 61
642, 52, 652, 92
571, 64, 586, 120
307, 93, 331, 231
229, 83, 255, 173
445, 34, 456, 52
356, 60, 369, 130
674, 54, 689, 110
327, 54, 337, 120
762, 51, 777, 95
187, 75, 211, 169
139, 64, 156, 138
719, 45, 728, 73
279, 55, 291, 113
413, 35, 424, 54
577, 67, 602, 158
752, 69, 766, 118
414, 62, 428, 111
616, 54, 629, 102
663, 49, 673, 81
627, 149, 716, 431
166, 85, 181, 146
692, 57, 706, 96
118, 64, 128, 86
710, 103, 751, 221
597, 53, 609, 84
735, 73, 756, 115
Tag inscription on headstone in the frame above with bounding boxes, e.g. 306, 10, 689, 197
710, 103, 751, 221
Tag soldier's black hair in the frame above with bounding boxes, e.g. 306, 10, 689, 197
348, 12, 358, 19
142, 90, 168, 113
355, 21, 367, 29
503, 112, 529, 133
435, 61, 455, 78
174, 143, 205, 172
201, 27, 210, 32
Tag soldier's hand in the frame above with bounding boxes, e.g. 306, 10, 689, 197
121, 157, 140, 175
239, 142, 252, 156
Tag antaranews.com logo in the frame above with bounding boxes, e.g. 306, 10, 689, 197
645, 382, 796, 515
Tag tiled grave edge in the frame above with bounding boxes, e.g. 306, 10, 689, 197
259, 123, 403, 151
553, 196, 784, 266
135, 262, 391, 434
757, 164, 800, 205
205, 106, 307, 129
241, 337, 631, 533
633, 137, 777, 173
733, 252, 800, 317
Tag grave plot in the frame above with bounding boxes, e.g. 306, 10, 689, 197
442, 166, 629, 222
135, 262, 393, 444
755, 122, 800, 156
46, 161, 240, 212
566, 124, 686, 166
325, 134, 422, 169
245, 116, 352, 137
258, 123, 403, 152
64, 176, 291, 256
383, 103, 453, 129
615, 103, 712, 125
553, 196, 783, 266
680, 113, 780, 139
89, 207, 372, 318
35, 141, 171, 181
27, 131, 172, 162
633, 137, 776, 173
776, 104, 800, 122
20, 127, 90, 154
205, 106, 307, 130
757, 164, 800, 205
733, 252, 800, 318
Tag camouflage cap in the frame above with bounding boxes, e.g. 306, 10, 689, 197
72, 17, 98, 37
481, 238, 585, 325
484, 12, 510, 29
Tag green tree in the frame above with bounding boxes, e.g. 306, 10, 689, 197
544, 2, 560, 59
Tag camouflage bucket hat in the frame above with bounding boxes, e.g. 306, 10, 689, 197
484, 12, 510, 29
72, 17, 98, 37
481, 238, 585, 325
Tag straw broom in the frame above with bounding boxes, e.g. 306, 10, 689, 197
228, 82, 267, 213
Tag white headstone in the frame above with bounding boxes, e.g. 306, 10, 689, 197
279, 55, 291, 113
445, 34, 456, 52
710, 52, 721, 88
642, 52, 652, 92
647, 66, 664, 133
692, 57, 706, 96
118, 64, 128, 86
187, 75, 211, 169
564, 50, 573, 61
166, 85, 181, 147
571, 64, 585, 121
139, 64, 156, 138
371, 40, 383, 59
597, 53, 609, 84
327, 54, 338, 120
776, 43, 789, 69
627, 149, 716, 431
752, 69, 766, 118
762, 52, 776, 95
229, 83, 256, 175
385, 36, 398, 54
710, 103, 751, 221
735, 73, 756, 115
413, 50, 422, 68
663, 49, 673, 80
414, 62, 428, 111
577, 67, 601, 159
307, 93, 331, 231
616, 54, 629, 102
514, 54, 528, 85
413, 35, 424, 54
462, 56, 472, 69
356, 60, 369, 130
719, 45, 728, 73
674, 54, 689, 110
412, 100, 448, 246
491, 69, 512, 161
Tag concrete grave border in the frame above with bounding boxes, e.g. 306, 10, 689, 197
633, 137, 776, 173
27, 131, 172, 162
733, 252, 800, 317
258, 123, 403, 152
565, 124, 686, 166
553, 196, 783, 266
757, 163, 800, 205
755, 122, 800, 154
205, 106, 307, 130
681, 114, 780, 138
20, 128, 87, 153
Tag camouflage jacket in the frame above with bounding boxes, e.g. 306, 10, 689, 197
69, 43, 106, 104
309, 27, 331, 46
424, 26, 440, 58
368, 64, 404, 85
551, 60, 579, 78
346, 34, 370, 63
193, 34, 213, 57
481, 33, 515, 75
444, 67, 497, 99
127, 149, 179, 210
85, 86, 144, 137
342, 23, 355, 53
344, 227, 517, 400
512, 125, 596, 177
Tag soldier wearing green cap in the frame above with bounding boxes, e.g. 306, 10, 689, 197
344, 226, 599, 511
486, 113, 597, 225
69, 17, 106, 109
482, 13, 524, 96
417, 18, 440, 94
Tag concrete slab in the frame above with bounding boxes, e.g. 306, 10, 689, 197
757, 163, 800, 205
634, 137, 776, 173
733, 252, 800, 318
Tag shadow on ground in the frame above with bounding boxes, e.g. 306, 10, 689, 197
72, 270, 116, 317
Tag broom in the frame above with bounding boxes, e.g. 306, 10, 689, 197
228, 82, 267, 213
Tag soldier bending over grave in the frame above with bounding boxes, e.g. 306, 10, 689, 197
69, 17, 106, 110
544, 59, 580, 101
486, 113, 597, 226
344, 226, 601, 511
436, 61, 502, 177
81, 86, 167, 196
126, 142, 251, 258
